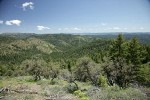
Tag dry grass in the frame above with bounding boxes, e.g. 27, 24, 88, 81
0, 76, 148, 100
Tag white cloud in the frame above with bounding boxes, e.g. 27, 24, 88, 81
5, 20, 21, 26
37, 26, 50, 31
73, 27, 81, 31
0, 20, 3, 24
140, 27, 144, 30
113, 27, 120, 30
22, 2, 34, 11
101, 23, 107, 26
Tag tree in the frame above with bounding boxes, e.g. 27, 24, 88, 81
108, 34, 132, 87
103, 58, 133, 87
75, 57, 102, 86
21, 59, 47, 81
110, 34, 127, 60
128, 37, 141, 65
49, 63, 59, 84
137, 62, 150, 86
127, 37, 149, 83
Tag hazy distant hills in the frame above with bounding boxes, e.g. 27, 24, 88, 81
85, 32, 150, 44
0, 33, 150, 65
0, 33, 94, 64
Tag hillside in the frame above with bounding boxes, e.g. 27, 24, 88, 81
0, 33, 150, 100
0, 34, 95, 65
0, 33, 150, 65
86, 33, 150, 44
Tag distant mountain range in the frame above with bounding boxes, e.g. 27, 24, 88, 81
0, 33, 150, 65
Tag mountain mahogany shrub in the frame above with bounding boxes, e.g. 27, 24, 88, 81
66, 83, 78, 93
47, 62, 60, 84
58, 69, 72, 81
97, 74, 108, 87
75, 57, 103, 85
74, 90, 89, 100
103, 57, 134, 87
21, 59, 47, 81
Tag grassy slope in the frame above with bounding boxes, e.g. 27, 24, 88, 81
0, 76, 147, 100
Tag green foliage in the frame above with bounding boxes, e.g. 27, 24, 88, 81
75, 57, 102, 85
127, 37, 142, 65
0, 33, 150, 91
137, 62, 150, 86
21, 58, 47, 81
0, 80, 3, 88
87, 85, 147, 100
107, 34, 150, 88
66, 83, 78, 93
0, 65, 6, 76
97, 75, 108, 87
74, 90, 89, 100
108, 34, 130, 87
110, 34, 127, 59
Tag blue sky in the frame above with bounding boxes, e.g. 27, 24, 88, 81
0, 0, 150, 33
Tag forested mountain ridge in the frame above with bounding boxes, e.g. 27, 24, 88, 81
0, 33, 150, 99
0, 33, 150, 65
86, 33, 150, 45
0, 34, 95, 65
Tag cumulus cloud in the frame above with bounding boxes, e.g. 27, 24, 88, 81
73, 27, 81, 31
0, 20, 3, 24
5, 20, 21, 26
113, 27, 120, 30
22, 2, 34, 11
37, 26, 50, 31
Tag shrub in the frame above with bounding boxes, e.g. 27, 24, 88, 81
86, 85, 146, 100
0, 81, 3, 88
74, 90, 89, 100
97, 75, 108, 87
137, 62, 150, 86
66, 83, 78, 93
75, 57, 102, 85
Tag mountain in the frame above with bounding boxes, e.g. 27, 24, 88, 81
0, 34, 95, 65
0, 33, 150, 65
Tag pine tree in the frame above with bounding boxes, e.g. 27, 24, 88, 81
127, 37, 146, 82
110, 34, 127, 60
109, 34, 130, 87
128, 37, 141, 66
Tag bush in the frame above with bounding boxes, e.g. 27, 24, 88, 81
0, 81, 3, 88
74, 90, 89, 100
50, 78, 58, 85
75, 57, 102, 85
86, 85, 146, 100
66, 83, 78, 93
97, 75, 108, 87
137, 62, 150, 86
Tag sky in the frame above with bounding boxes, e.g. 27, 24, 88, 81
0, 0, 150, 33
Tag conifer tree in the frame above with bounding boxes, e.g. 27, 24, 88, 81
128, 37, 141, 66
110, 34, 127, 60
108, 34, 130, 87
